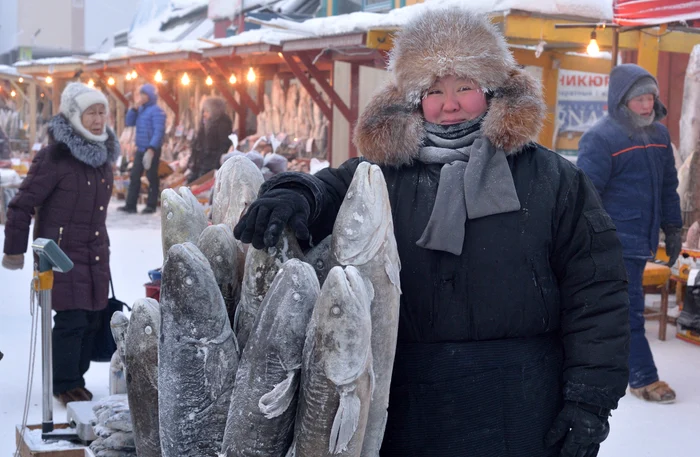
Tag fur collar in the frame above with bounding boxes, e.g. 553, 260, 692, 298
353, 68, 545, 166
49, 115, 120, 168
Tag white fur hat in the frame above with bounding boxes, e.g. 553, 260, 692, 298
60, 82, 109, 142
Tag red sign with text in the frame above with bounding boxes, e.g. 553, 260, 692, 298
614, 0, 700, 26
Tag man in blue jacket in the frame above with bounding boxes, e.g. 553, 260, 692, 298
119, 84, 166, 214
578, 64, 682, 404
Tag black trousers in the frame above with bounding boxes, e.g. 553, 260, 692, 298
53, 309, 101, 394
126, 148, 161, 209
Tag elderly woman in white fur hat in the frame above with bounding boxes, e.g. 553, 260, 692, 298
234, 8, 629, 457
3, 82, 119, 406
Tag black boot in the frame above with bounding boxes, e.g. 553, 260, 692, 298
141, 206, 157, 214
117, 205, 137, 214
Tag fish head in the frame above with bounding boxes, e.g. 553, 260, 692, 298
197, 224, 237, 286
128, 298, 161, 340
216, 156, 264, 227
333, 162, 392, 265
318, 266, 372, 386
109, 310, 129, 331
162, 187, 207, 255
162, 242, 226, 337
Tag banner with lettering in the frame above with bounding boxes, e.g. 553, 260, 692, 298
556, 70, 610, 134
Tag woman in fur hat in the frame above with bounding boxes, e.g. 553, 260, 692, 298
187, 95, 233, 183
234, 9, 629, 457
3, 82, 119, 405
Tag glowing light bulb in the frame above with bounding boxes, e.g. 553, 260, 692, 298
229, 74, 237, 84
10, 90, 16, 97
45, 76, 53, 84
107, 77, 115, 86
247, 67, 256, 83
155, 70, 163, 83
87, 79, 95, 87
18, 77, 24, 83
278, 52, 283, 58
206, 75, 213, 86
181, 72, 190, 86
587, 31, 600, 57
131, 70, 137, 79
126, 72, 132, 81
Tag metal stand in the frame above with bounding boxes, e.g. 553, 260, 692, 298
30, 238, 80, 442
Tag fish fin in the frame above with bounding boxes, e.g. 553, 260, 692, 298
362, 277, 375, 303
232, 298, 243, 335
384, 254, 402, 294
258, 371, 299, 419
285, 440, 297, 457
329, 387, 361, 454
369, 358, 376, 401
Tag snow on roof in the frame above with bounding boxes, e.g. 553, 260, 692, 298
209, 0, 321, 21
129, 0, 211, 49
13, 57, 92, 67
262, 0, 613, 37
215, 28, 311, 47
0, 65, 20, 76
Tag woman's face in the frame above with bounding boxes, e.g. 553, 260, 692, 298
81, 103, 107, 136
421, 76, 488, 125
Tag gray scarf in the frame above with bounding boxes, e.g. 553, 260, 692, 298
416, 120, 521, 255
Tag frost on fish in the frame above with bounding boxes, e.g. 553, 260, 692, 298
331, 162, 402, 457
110, 311, 130, 372
290, 266, 373, 457
303, 235, 336, 286
124, 298, 161, 457
211, 155, 265, 230
159, 242, 239, 457
197, 224, 243, 329
234, 228, 304, 351
160, 187, 208, 259
221, 259, 319, 457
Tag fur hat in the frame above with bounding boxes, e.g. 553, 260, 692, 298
354, 8, 545, 164
60, 82, 109, 142
623, 76, 659, 103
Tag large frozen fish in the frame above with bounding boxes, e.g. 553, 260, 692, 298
110, 311, 130, 369
234, 229, 304, 351
303, 235, 336, 286
221, 259, 319, 457
124, 298, 161, 457
288, 266, 373, 457
332, 161, 401, 457
161, 187, 208, 259
159, 242, 239, 456
211, 155, 265, 230
197, 224, 243, 327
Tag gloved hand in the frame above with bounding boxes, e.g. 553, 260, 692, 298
233, 188, 311, 250
663, 225, 682, 267
545, 401, 610, 457
2, 254, 25, 271
142, 148, 155, 171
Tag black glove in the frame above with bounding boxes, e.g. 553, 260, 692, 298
545, 401, 610, 457
233, 188, 311, 250
663, 225, 682, 267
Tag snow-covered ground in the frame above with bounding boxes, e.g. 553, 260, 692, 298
1, 199, 699, 456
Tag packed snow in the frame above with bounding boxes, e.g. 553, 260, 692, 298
1, 198, 699, 455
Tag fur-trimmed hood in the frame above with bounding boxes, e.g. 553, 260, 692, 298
49, 114, 120, 168
353, 8, 545, 166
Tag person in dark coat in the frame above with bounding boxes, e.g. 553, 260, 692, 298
119, 83, 166, 214
2, 82, 119, 405
187, 96, 233, 183
0, 125, 10, 159
577, 64, 682, 404
233, 9, 630, 457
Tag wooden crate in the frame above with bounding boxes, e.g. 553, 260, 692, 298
15, 424, 88, 457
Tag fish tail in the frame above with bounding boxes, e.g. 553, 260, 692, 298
329, 386, 361, 454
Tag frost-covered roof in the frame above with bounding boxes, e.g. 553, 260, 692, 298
13, 57, 92, 68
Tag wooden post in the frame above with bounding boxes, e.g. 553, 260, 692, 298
29, 81, 37, 149
116, 76, 125, 135
637, 30, 660, 77
349, 63, 359, 158
538, 53, 559, 150
51, 79, 62, 116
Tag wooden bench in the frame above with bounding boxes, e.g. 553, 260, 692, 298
642, 262, 672, 341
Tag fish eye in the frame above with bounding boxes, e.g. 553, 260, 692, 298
145, 326, 153, 335
331, 305, 342, 316
185, 277, 193, 285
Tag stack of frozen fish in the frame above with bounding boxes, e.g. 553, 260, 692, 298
89, 395, 135, 457
116, 154, 401, 457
